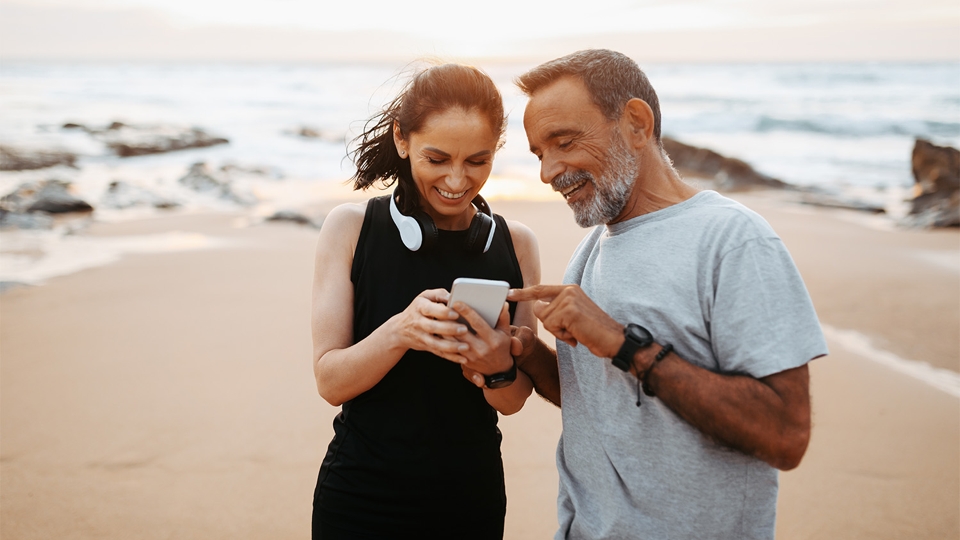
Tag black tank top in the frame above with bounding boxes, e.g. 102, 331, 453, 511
313, 195, 524, 538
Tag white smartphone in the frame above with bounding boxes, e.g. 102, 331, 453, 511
448, 277, 510, 330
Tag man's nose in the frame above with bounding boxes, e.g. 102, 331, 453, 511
539, 155, 564, 185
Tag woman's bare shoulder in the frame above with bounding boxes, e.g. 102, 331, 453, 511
315, 200, 370, 253
505, 219, 538, 252
505, 219, 541, 285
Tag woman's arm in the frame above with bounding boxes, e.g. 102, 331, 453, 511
455, 220, 541, 415
312, 202, 470, 406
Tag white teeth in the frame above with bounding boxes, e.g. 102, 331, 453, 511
437, 188, 467, 199
561, 179, 587, 197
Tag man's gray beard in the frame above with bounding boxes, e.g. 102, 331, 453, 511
553, 132, 639, 228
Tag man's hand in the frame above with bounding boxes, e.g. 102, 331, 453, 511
508, 284, 624, 359
509, 325, 536, 369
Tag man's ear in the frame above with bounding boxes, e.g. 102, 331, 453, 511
393, 121, 408, 157
620, 98, 655, 150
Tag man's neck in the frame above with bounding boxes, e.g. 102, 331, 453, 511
610, 150, 699, 224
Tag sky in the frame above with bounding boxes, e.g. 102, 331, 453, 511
1, 0, 958, 61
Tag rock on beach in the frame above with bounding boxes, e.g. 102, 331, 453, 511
908, 138, 960, 227
0, 180, 93, 214
61, 121, 229, 158
662, 137, 789, 191
178, 162, 255, 206
100, 125, 229, 158
0, 146, 77, 171
100, 181, 180, 210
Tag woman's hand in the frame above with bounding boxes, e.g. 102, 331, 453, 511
450, 302, 514, 381
391, 289, 472, 364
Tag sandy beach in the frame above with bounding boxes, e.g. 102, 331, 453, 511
1, 192, 958, 539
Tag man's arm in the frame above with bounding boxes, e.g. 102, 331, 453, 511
510, 326, 562, 407
641, 347, 810, 470
510, 284, 813, 471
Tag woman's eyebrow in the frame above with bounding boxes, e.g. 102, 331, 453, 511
422, 147, 493, 159
422, 147, 450, 157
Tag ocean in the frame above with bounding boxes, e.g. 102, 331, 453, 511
1, 60, 958, 283
2, 61, 958, 198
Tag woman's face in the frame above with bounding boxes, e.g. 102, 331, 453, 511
394, 107, 498, 230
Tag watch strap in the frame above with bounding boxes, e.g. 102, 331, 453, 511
483, 357, 517, 389
612, 323, 653, 372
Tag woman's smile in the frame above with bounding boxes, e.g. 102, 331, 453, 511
437, 187, 468, 200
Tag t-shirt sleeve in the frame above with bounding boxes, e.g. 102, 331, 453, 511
709, 236, 828, 379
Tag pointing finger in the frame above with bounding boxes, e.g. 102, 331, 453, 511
507, 284, 566, 303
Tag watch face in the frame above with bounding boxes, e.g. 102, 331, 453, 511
625, 324, 654, 347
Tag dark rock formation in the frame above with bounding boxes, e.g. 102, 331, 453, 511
907, 139, 959, 227
179, 162, 225, 192
266, 210, 322, 228
661, 137, 789, 191
1, 180, 93, 214
100, 181, 180, 210
61, 121, 229, 157
0, 146, 77, 171
178, 162, 254, 206
285, 125, 344, 144
0, 209, 54, 230
297, 126, 322, 138
102, 125, 229, 157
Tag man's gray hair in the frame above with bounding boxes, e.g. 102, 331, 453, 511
516, 49, 662, 142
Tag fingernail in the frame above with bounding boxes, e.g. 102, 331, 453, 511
448, 310, 458, 318
457, 326, 467, 334
473, 375, 483, 385
458, 344, 469, 352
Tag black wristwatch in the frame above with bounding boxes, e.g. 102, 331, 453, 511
611, 323, 654, 371
483, 357, 518, 389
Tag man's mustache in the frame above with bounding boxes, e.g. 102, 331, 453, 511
551, 170, 593, 193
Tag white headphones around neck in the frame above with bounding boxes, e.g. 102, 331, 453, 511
388, 189, 496, 253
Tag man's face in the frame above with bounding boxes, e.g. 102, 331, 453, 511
523, 76, 638, 227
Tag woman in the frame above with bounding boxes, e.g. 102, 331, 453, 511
310, 63, 540, 539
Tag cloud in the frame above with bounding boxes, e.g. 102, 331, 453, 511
0, 3, 436, 60
1, 0, 957, 61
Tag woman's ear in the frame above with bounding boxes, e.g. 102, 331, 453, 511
393, 121, 408, 158
620, 98, 655, 150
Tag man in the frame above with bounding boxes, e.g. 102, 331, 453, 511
507, 50, 828, 539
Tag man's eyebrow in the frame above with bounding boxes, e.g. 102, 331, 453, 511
547, 128, 579, 141
529, 128, 579, 153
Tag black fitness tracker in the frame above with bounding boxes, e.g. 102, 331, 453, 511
483, 358, 518, 389
612, 323, 654, 371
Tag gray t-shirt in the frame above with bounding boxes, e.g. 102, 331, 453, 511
555, 190, 828, 540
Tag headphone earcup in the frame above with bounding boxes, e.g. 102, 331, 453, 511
390, 193, 425, 251
466, 212, 494, 254
412, 210, 438, 252
465, 194, 497, 253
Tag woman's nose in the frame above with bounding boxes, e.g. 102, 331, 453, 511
446, 165, 468, 191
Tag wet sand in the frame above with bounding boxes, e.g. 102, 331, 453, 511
1, 193, 958, 539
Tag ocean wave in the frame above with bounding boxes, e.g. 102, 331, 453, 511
755, 116, 960, 138
821, 324, 960, 398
